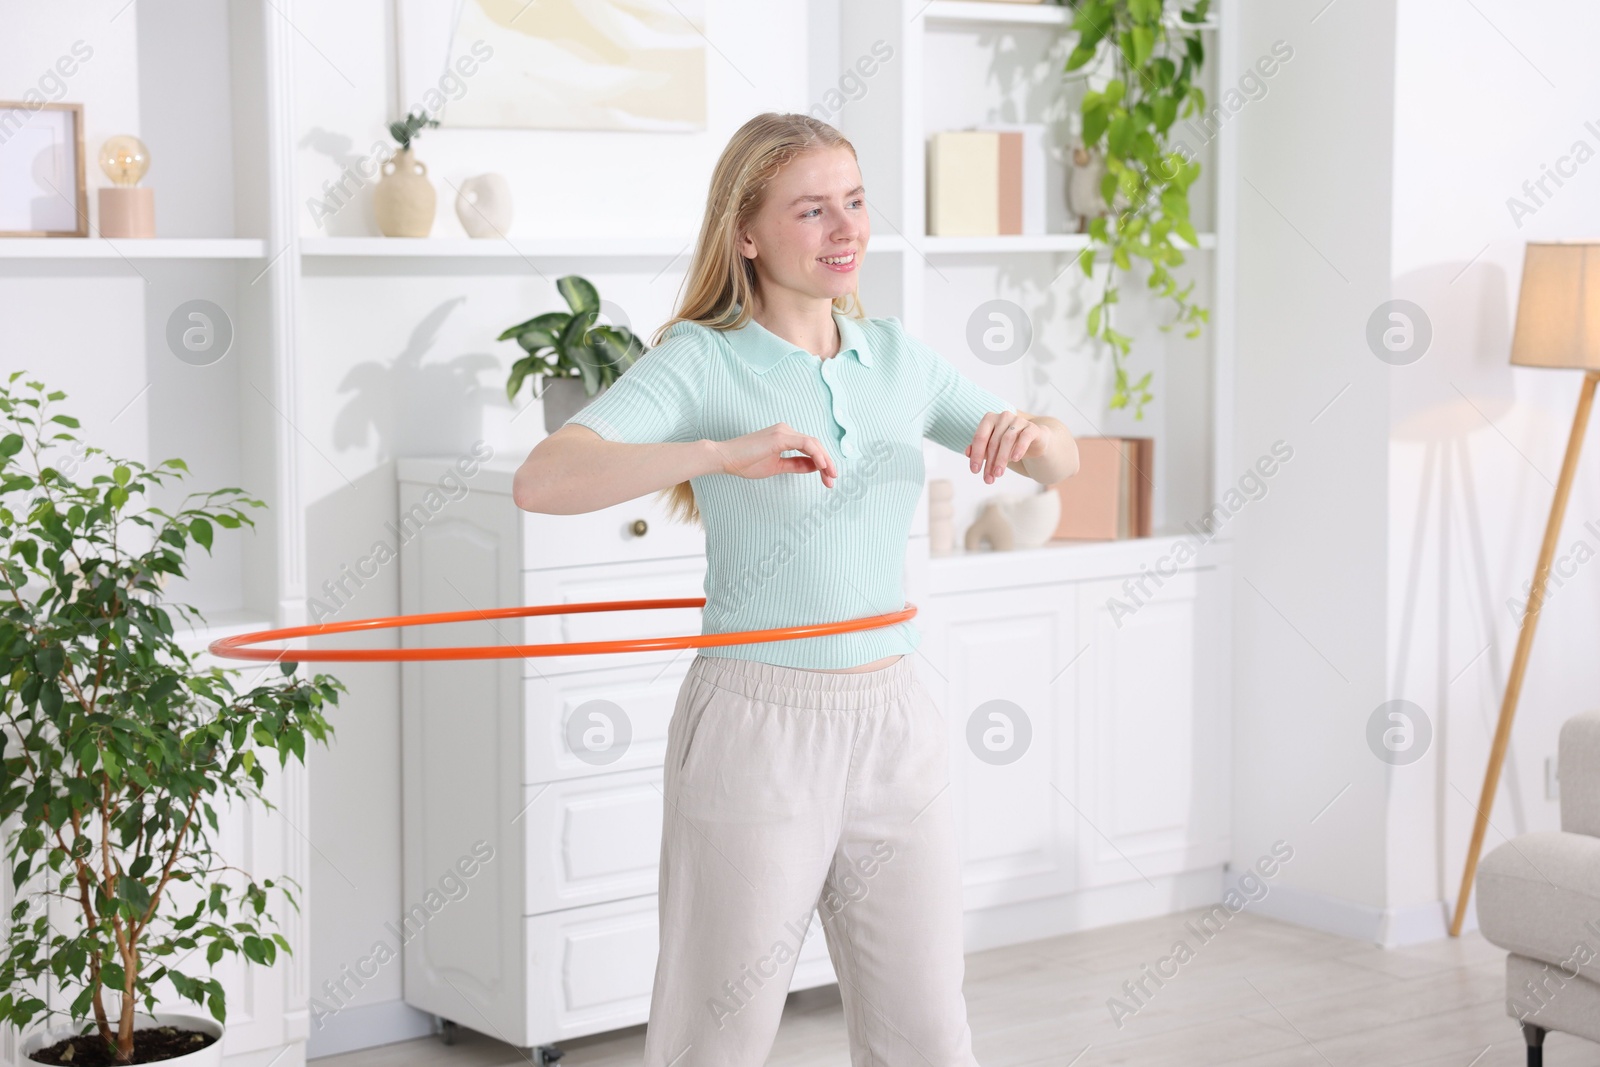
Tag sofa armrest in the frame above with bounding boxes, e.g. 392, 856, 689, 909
1560, 710, 1600, 837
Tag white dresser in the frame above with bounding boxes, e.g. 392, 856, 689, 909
396, 455, 1231, 1060
395, 458, 841, 1060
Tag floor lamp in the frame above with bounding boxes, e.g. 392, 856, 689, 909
1450, 241, 1600, 937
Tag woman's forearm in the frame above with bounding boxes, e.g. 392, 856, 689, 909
513, 427, 723, 514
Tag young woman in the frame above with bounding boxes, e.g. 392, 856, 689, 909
513, 112, 1077, 1067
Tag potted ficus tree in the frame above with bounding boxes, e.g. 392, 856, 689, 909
497, 275, 646, 434
0, 374, 344, 1065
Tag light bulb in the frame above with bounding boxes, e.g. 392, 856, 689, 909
98, 135, 150, 187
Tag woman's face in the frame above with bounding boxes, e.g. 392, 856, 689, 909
739, 145, 869, 307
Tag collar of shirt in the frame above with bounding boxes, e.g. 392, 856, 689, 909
723, 307, 873, 374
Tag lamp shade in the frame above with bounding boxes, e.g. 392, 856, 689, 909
1511, 242, 1600, 369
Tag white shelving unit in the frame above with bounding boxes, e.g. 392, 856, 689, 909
0, 3, 306, 1065
0, 238, 268, 259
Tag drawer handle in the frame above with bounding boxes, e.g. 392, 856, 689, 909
630, 518, 648, 537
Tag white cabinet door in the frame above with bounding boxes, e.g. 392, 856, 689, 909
930, 586, 1077, 909
522, 898, 835, 1045
521, 768, 664, 915
521, 490, 706, 570
523, 661, 688, 783
1074, 569, 1227, 887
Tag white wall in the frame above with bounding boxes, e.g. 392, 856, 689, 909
1230, 0, 1398, 929
1235, 0, 1600, 945
1385, 0, 1600, 929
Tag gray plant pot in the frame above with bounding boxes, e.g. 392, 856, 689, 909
541, 377, 606, 434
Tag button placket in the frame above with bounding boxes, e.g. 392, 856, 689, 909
819, 358, 855, 458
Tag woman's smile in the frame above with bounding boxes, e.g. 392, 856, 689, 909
818, 248, 858, 273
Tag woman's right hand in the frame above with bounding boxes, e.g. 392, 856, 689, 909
709, 422, 838, 489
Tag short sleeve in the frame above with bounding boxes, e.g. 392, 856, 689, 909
888, 317, 1016, 454
562, 323, 710, 444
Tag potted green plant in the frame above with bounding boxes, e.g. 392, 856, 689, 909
497, 275, 646, 434
0, 374, 344, 1064
1058, 0, 1212, 418
375, 110, 440, 237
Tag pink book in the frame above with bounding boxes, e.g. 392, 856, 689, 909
1052, 437, 1123, 540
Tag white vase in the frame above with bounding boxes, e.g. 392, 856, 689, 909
997, 488, 1062, 548
22, 1011, 224, 1067
455, 172, 514, 238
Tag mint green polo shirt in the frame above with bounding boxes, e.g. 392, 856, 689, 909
563, 307, 1015, 669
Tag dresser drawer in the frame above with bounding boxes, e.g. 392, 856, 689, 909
521, 768, 664, 915
523, 897, 836, 1042
524, 660, 688, 782
520, 558, 708, 676
522, 488, 705, 570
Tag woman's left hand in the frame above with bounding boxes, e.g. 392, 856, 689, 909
966, 411, 1045, 484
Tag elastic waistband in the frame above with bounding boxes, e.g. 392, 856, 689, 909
688, 652, 919, 710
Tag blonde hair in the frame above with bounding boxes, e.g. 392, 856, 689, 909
648, 112, 867, 526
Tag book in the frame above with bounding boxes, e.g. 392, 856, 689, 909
927, 130, 999, 236
980, 122, 1048, 235
1050, 437, 1154, 540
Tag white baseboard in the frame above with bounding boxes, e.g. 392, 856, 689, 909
305, 999, 436, 1060
962, 867, 1228, 953
1246, 882, 1478, 947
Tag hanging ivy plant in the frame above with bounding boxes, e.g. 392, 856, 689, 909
1061, 0, 1211, 418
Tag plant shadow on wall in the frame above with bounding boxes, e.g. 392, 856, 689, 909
0, 376, 344, 1066
298, 129, 383, 238
332, 296, 505, 463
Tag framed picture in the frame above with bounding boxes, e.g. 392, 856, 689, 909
395, 0, 706, 132
0, 101, 88, 237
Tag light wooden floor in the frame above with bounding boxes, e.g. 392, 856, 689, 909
316, 907, 1596, 1067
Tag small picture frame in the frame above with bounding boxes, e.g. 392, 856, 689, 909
0, 101, 88, 237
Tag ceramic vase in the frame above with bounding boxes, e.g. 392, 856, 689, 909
455, 173, 514, 237
374, 147, 436, 237
541, 378, 608, 434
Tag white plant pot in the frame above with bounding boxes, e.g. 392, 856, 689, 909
22, 1011, 223, 1067
541, 377, 607, 435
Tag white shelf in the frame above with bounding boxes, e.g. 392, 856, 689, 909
929, 531, 1233, 593
174, 608, 276, 655
916, 231, 1215, 254
300, 234, 911, 259
920, 1, 1218, 30
0, 238, 267, 259
921, 1, 1072, 27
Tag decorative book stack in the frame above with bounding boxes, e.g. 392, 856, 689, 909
926, 124, 1048, 236
1050, 437, 1154, 540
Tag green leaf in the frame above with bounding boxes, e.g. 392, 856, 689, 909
556, 275, 600, 316
113, 465, 130, 486
189, 518, 213, 552
117, 875, 151, 914
0, 434, 22, 458
1128, 25, 1155, 68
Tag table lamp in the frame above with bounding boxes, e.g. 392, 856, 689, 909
97, 134, 154, 238
1451, 241, 1600, 936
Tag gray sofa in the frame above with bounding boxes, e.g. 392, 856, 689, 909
1477, 709, 1600, 1066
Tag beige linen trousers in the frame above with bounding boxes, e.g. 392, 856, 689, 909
641, 652, 980, 1066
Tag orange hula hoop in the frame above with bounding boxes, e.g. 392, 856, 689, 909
206, 598, 919, 663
